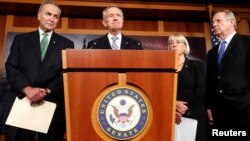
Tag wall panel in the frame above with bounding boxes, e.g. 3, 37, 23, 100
13, 16, 39, 27
68, 18, 104, 30
13, 15, 62, 28
0, 15, 6, 77
123, 20, 158, 31
164, 22, 204, 32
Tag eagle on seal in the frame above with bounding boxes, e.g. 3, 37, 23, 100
112, 104, 135, 123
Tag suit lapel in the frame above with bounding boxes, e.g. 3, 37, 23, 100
103, 35, 112, 49
121, 34, 129, 49
219, 34, 238, 66
31, 31, 42, 62
208, 46, 220, 71
211, 47, 218, 64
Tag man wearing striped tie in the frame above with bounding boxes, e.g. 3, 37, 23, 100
87, 6, 143, 50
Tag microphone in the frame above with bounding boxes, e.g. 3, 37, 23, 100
136, 42, 141, 47
87, 41, 97, 49
135, 41, 143, 50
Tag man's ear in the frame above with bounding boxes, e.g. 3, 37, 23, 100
102, 20, 108, 27
37, 12, 41, 20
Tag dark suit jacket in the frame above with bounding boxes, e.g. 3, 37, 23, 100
87, 34, 143, 50
178, 57, 207, 141
206, 33, 250, 125
178, 57, 206, 118
4, 30, 74, 123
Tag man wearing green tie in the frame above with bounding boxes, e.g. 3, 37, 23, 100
40, 33, 49, 60
4, 1, 74, 141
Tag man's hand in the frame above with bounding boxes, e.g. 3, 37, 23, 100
207, 109, 214, 125
175, 111, 182, 124
22, 86, 49, 105
176, 101, 188, 115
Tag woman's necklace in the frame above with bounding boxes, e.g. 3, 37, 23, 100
178, 55, 185, 65
177, 55, 185, 72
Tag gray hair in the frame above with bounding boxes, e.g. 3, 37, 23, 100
38, 0, 61, 15
102, 6, 124, 20
168, 34, 190, 56
215, 10, 237, 30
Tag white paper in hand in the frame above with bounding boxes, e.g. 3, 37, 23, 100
5, 97, 56, 133
175, 117, 198, 141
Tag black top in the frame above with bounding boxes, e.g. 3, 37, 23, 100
177, 57, 207, 141
177, 57, 206, 117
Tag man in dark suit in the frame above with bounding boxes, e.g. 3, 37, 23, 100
206, 10, 250, 130
3, 1, 74, 141
87, 6, 143, 50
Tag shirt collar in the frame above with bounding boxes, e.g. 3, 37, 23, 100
224, 31, 236, 44
107, 32, 122, 40
38, 27, 53, 38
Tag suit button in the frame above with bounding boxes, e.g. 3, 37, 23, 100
219, 90, 223, 93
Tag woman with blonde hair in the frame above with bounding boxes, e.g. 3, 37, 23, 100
168, 34, 207, 141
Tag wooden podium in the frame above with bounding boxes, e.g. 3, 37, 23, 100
63, 49, 178, 141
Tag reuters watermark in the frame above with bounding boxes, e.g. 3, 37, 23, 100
212, 129, 246, 137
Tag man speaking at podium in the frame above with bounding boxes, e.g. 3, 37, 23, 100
87, 6, 143, 50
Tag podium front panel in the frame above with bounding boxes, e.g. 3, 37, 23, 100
63, 50, 177, 141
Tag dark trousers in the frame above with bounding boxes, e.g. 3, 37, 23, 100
208, 98, 250, 141
5, 122, 65, 141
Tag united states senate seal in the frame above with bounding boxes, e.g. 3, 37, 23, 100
97, 86, 150, 140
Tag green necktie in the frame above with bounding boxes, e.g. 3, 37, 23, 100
40, 33, 48, 60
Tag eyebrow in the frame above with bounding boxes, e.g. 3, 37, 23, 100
44, 11, 60, 17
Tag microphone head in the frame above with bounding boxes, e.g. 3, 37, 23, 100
88, 41, 97, 49
137, 42, 141, 46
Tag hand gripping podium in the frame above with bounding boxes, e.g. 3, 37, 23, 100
62, 49, 178, 141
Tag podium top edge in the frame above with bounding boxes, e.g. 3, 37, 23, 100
63, 49, 178, 70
